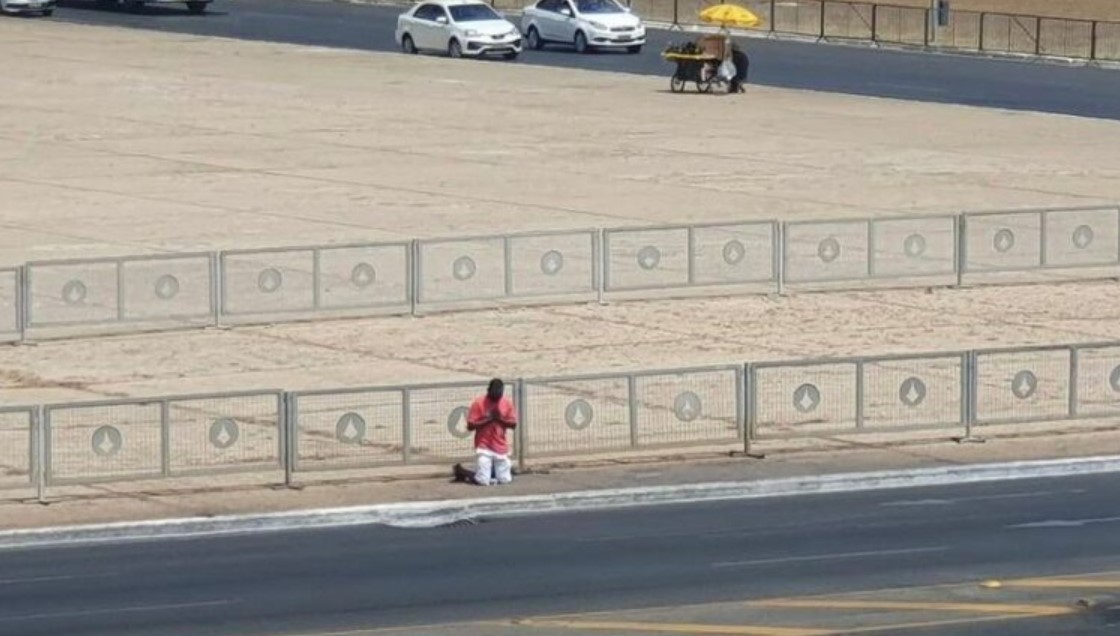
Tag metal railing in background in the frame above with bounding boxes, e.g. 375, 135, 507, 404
7, 342, 1120, 502
1, 205, 1117, 343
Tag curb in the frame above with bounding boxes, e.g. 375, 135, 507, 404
3, 455, 1120, 550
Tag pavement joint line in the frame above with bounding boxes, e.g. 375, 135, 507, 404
752, 599, 1076, 617
3, 454, 1120, 550
512, 619, 831, 635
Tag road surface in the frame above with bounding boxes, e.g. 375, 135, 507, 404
2, 472, 1119, 635
46, 0, 1120, 120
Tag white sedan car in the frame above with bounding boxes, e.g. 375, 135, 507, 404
0, 0, 55, 15
396, 0, 523, 60
521, 0, 645, 54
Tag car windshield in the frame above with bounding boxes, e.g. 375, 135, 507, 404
449, 3, 501, 21
576, 0, 624, 14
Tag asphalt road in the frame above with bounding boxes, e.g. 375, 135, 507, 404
2, 473, 1120, 636
42, 0, 1120, 120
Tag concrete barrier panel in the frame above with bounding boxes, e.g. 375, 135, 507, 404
291, 389, 406, 470
1073, 345, 1120, 417
166, 393, 281, 475
46, 401, 162, 484
871, 216, 957, 278
785, 220, 869, 283
963, 211, 1042, 272
753, 362, 858, 436
605, 227, 689, 291
862, 355, 964, 430
523, 376, 630, 458
28, 260, 118, 326
508, 231, 596, 298
317, 244, 410, 311
975, 348, 1070, 424
417, 238, 505, 304
1043, 208, 1120, 268
221, 249, 316, 315
634, 368, 740, 446
120, 255, 212, 321
691, 223, 775, 285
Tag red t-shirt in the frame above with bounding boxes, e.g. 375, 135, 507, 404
467, 394, 518, 455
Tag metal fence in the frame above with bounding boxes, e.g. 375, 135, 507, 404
639, 0, 1120, 63
7, 341, 1120, 501
1, 205, 1118, 342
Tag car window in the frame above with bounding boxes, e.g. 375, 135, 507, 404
429, 5, 448, 21
413, 4, 438, 20
537, 0, 561, 13
576, 0, 624, 13
449, 3, 500, 21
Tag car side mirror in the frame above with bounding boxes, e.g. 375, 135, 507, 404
436, 15, 448, 23
559, 7, 572, 16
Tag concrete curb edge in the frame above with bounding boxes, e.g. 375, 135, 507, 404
3, 454, 1120, 550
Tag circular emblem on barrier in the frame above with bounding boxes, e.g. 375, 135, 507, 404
1109, 365, 1120, 394
540, 250, 565, 276
1012, 370, 1038, 400
817, 238, 841, 263
637, 246, 661, 271
993, 229, 1016, 254
1072, 225, 1095, 250
257, 268, 283, 294
452, 256, 477, 281
336, 412, 367, 444
209, 418, 240, 449
903, 234, 927, 259
154, 274, 181, 301
350, 263, 376, 289
447, 406, 472, 439
899, 377, 927, 407
793, 383, 821, 413
91, 425, 123, 457
564, 399, 594, 430
673, 391, 702, 422
62, 280, 88, 306
722, 240, 746, 266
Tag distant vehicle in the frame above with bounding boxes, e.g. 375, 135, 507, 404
0, 0, 55, 16
96, 0, 211, 14
521, 0, 645, 54
396, 0, 523, 60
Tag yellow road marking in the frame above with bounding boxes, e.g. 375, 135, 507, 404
998, 578, 1120, 589
514, 619, 831, 636
752, 599, 1074, 617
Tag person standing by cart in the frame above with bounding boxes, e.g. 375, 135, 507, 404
728, 40, 749, 93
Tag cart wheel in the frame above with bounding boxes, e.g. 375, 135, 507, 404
670, 75, 685, 93
696, 77, 713, 93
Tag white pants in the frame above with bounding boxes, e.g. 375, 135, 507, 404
475, 449, 512, 486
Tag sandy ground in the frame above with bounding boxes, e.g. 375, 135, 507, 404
1, 20, 1119, 507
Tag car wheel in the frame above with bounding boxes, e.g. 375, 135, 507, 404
526, 26, 543, 50
670, 75, 685, 93
627, 44, 641, 54
502, 51, 519, 61
186, 1, 206, 13
401, 34, 417, 54
574, 31, 590, 54
448, 39, 463, 59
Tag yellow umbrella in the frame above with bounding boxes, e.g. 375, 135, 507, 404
699, 3, 762, 29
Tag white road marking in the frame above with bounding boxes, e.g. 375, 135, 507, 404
0, 572, 119, 586
713, 546, 948, 568
0, 599, 236, 623
1006, 516, 1120, 530
880, 489, 1083, 507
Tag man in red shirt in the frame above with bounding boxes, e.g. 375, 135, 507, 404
455, 378, 518, 486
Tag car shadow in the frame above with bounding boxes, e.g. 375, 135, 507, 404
56, 0, 226, 17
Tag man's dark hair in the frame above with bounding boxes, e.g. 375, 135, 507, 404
487, 378, 504, 401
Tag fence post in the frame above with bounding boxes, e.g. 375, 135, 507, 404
39, 407, 51, 504
516, 379, 528, 473
855, 359, 865, 429
20, 264, 32, 341
282, 392, 295, 487
1091, 21, 1098, 60
776, 222, 787, 296
1039, 211, 1049, 268
1068, 346, 1079, 418
957, 350, 985, 443
503, 235, 514, 298
34, 406, 47, 505
769, 0, 775, 32
627, 374, 639, 448
402, 388, 412, 465
818, 0, 826, 39
409, 239, 421, 316
597, 228, 609, 305
979, 12, 985, 50
312, 249, 323, 311
1035, 17, 1042, 56
955, 213, 966, 287
686, 226, 697, 287
160, 399, 171, 477
16, 265, 26, 343
871, 4, 878, 42
924, 7, 931, 46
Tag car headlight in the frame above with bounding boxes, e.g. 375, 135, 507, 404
588, 21, 608, 30
464, 29, 481, 37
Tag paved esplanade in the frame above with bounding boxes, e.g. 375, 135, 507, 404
51, 0, 1120, 120
2, 473, 1119, 636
